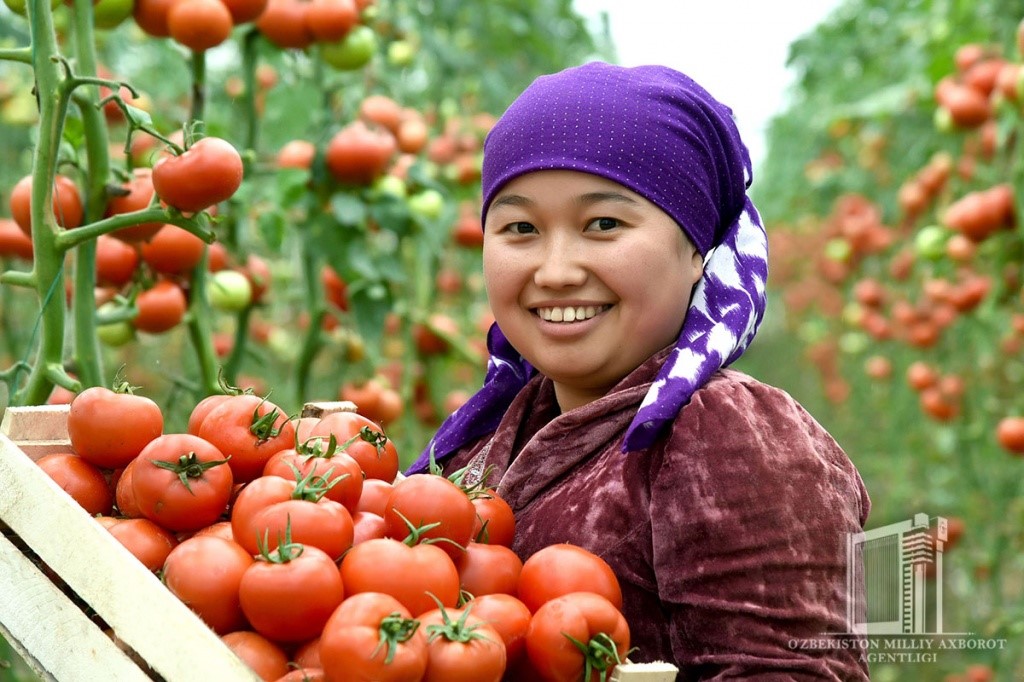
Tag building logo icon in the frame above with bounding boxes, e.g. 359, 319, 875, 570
846, 513, 949, 635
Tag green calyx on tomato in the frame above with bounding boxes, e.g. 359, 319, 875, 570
321, 25, 377, 70
152, 451, 233, 493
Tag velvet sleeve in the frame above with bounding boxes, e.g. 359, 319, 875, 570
650, 374, 871, 681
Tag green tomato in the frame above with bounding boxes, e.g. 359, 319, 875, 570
94, 0, 133, 29
823, 237, 852, 263
933, 106, 954, 134
97, 320, 135, 347
373, 174, 407, 200
915, 224, 949, 261
387, 40, 415, 67
3, 0, 59, 17
207, 270, 253, 312
407, 189, 445, 221
320, 25, 377, 71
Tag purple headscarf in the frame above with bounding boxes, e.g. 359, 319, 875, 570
407, 61, 768, 474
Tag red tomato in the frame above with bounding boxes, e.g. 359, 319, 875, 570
457, 543, 522, 598
95, 235, 140, 287
464, 594, 532, 665
418, 607, 506, 682
133, 0, 175, 35
220, 0, 268, 23
152, 137, 244, 213
131, 433, 234, 531
997, 416, 1024, 454
274, 669, 325, 682
318, 592, 429, 682
325, 121, 397, 186
304, 0, 357, 41
162, 535, 253, 634
133, 280, 187, 334
197, 394, 296, 482
525, 592, 630, 682
36, 452, 114, 515
241, 253, 272, 303
276, 140, 316, 170
309, 412, 398, 482
114, 457, 144, 518
103, 169, 165, 242
221, 631, 290, 682
104, 517, 179, 572
341, 538, 460, 616
68, 386, 164, 469
9, 173, 84, 235
192, 520, 236, 541
471, 490, 515, 546
231, 474, 354, 559
518, 544, 622, 613
293, 637, 322, 668
320, 264, 349, 310
356, 478, 394, 516
262, 441, 363, 513
352, 511, 387, 545
0, 217, 33, 260
140, 225, 205, 274
239, 543, 345, 643
168, 0, 233, 51
384, 474, 476, 562
255, 0, 314, 48
187, 393, 235, 435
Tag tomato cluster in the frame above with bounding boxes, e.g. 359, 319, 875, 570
36, 385, 632, 681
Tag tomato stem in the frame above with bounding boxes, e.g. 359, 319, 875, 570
371, 613, 421, 665
151, 451, 232, 494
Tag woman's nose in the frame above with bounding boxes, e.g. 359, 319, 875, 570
532, 235, 587, 289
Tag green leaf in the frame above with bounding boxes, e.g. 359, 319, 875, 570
330, 193, 368, 226
257, 211, 286, 252
368, 195, 413, 237
277, 169, 310, 208
124, 105, 153, 128
348, 282, 391, 358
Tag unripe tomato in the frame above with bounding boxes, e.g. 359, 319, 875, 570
320, 24, 377, 70
207, 270, 253, 312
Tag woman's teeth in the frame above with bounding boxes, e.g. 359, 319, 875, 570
536, 305, 610, 323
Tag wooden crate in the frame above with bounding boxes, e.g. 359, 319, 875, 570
0, 403, 679, 681
0, 405, 258, 682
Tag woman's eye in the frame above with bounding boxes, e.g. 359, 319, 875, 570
586, 217, 620, 232
506, 221, 536, 235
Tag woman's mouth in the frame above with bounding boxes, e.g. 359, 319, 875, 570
533, 304, 612, 323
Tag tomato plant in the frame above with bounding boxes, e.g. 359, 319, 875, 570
151, 137, 244, 213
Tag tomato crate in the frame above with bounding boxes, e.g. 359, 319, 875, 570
0, 404, 259, 682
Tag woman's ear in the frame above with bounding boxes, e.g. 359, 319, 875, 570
688, 246, 705, 288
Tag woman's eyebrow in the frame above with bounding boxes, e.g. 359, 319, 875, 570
577, 191, 640, 206
490, 194, 532, 209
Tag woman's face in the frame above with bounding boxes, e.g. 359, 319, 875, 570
483, 170, 704, 412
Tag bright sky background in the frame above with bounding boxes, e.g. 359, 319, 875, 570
572, 1, 845, 171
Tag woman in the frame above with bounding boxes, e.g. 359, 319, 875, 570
408, 61, 871, 681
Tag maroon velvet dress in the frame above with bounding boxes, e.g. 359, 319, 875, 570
443, 346, 871, 681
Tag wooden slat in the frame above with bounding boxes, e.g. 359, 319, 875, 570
0, 531, 149, 682
0, 434, 260, 682
301, 400, 358, 418
612, 661, 680, 681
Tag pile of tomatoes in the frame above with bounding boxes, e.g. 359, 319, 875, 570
33, 381, 632, 681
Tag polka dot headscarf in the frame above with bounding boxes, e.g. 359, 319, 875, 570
407, 61, 769, 474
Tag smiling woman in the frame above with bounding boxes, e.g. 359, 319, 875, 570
482, 171, 703, 413
406, 61, 871, 680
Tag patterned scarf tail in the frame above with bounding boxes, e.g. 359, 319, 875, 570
406, 323, 533, 474
623, 197, 768, 451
